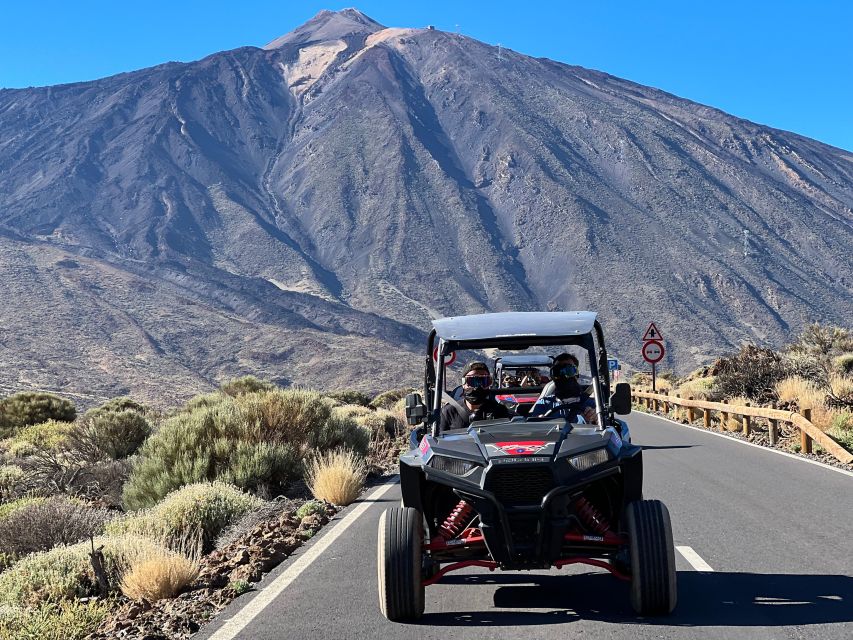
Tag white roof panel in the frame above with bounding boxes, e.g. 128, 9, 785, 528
432, 311, 597, 342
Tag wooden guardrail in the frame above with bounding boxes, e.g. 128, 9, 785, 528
631, 389, 853, 465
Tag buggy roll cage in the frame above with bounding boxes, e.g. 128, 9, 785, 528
423, 319, 613, 437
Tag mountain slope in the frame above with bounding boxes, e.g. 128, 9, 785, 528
0, 9, 851, 403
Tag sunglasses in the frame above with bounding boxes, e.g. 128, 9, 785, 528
464, 375, 492, 388
553, 363, 578, 378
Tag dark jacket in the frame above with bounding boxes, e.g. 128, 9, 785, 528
438, 398, 509, 432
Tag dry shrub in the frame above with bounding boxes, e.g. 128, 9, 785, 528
306, 450, 366, 506
16, 446, 131, 506
120, 548, 199, 602
0, 496, 112, 559
714, 345, 790, 403
9, 420, 73, 452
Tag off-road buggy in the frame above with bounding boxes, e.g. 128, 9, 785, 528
377, 311, 677, 620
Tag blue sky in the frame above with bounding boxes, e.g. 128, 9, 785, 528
1, 0, 851, 151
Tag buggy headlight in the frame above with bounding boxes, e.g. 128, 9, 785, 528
569, 448, 610, 471
430, 456, 479, 476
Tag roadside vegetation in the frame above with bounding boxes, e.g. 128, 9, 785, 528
0, 381, 408, 639
633, 323, 853, 456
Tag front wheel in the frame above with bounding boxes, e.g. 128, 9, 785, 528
626, 499, 677, 615
377, 507, 425, 621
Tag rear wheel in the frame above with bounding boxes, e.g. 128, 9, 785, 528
626, 499, 677, 615
377, 507, 425, 621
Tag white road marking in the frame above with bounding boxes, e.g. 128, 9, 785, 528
676, 545, 715, 572
206, 477, 399, 640
644, 412, 853, 479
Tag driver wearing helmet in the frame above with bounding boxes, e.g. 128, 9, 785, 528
438, 361, 509, 432
529, 353, 597, 423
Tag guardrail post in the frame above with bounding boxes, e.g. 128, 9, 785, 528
742, 403, 751, 436
801, 408, 813, 454
721, 399, 729, 430
768, 403, 779, 446
663, 394, 670, 414
703, 408, 711, 429
687, 397, 695, 422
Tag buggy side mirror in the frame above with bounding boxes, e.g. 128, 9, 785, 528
405, 393, 427, 426
610, 382, 632, 415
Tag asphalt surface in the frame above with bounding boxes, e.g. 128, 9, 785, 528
198, 412, 853, 640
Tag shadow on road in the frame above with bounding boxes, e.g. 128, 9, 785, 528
419, 571, 853, 627
640, 444, 697, 450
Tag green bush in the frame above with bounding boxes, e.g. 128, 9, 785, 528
295, 499, 327, 520
834, 353, 853, 377
369, 388, 416, 410
354, 409, 401, 440
0, 600, 109, 640
182, 391, 229, 413
220, 376, 275, 397
326, 390, 372, 407
0, 465, 25, 501
9, 420, 74, 452
828, 412, 853, 451
332, 404, 373, 420
108, 482, 263, 551
0, 496, 46, 520
68, 410, 151, 460
309, 414, 370, 453
90, 396, 148, 416
0, 393, 76, 438
0, 534, 172, 605
123, 390, 367, 508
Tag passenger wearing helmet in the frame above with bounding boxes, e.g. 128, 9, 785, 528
438, 361, 509, 432
529, 353, 597, 423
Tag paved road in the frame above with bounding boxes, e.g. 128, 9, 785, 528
198, 412, 853, 640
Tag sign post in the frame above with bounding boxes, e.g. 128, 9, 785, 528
641, 323, 665, 391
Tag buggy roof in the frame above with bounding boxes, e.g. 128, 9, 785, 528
432, 312, 597, 342
495, 354, 554, 366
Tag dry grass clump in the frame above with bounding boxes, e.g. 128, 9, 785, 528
119, 546, 200, 602
676, 377, 716, 401
721, 396, 751, 431
775, 376, 820, 405
306, 450, 366, 506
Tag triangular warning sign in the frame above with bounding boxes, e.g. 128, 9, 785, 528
642, 322, 663, 342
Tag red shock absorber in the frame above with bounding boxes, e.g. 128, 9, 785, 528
574, 497, 610, 535
438, 500, 475, 539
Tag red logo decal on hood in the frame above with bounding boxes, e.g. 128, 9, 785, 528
494, 441, 548, 456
